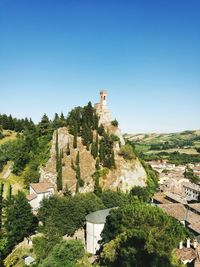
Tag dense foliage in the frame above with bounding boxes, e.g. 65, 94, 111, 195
38, 193, 105, 236
37, 240, 85, 267
100, 203, 189, 267
0, 186, 36, 265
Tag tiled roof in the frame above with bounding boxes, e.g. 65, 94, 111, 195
188, 222, 200, 234
26, 193, 37, 201
30, 182, 53, 194
176, 247, 196, 261
164, 192, 187, 204
188, 204, 200, 213
86, 208, 114, 224
159, 204, 186, 221
183, 182, 200, 192
153, 193, 171, 204
159, 203, 200, 234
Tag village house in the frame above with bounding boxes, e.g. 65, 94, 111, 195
27, 182, 54, 211
183, 182, 200, 201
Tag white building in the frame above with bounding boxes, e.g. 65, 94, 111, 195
27, 182, 54, 211
183, 182, 200, 201
86, 208, 113, 254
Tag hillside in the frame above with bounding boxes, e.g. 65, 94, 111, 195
40, 92, 147, 193
40, 127, 147, 193
124, 130, 200, 164
0, 130, 17, 145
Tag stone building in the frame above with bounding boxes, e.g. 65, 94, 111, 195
27, 182, 54, 211
86, 208, 113, 254
183, 182, 200, 201
95, 90, 112, 125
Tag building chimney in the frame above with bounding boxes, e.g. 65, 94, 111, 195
179, 241, 183, 249
187, 238, 190, 248
194, 239, 198, 249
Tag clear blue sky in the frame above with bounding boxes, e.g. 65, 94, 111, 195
0, 0, 199, 133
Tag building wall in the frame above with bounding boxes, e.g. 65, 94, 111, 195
86, 222, 105, 254
29, 197, 38, 210
29, 186, 54, 210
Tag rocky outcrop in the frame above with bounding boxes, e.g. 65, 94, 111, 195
40, 126, 147, 194
40, 91, 147, 193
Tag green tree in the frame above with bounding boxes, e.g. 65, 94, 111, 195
55, 130, 59, 172
4, 191, 36, 249
38, 240, 85, 267
66, 142, 70, 156
38, 193, 104, 236
57, 149, 63, 191
38, 114, 50, 136
100, 203, 189, 267
130, 186, 151, 202
73, 124, 78, 149
111, 119, 119, 127
95, 157, 100, 170
33, 218, 62, 261
100, 190, 127, 208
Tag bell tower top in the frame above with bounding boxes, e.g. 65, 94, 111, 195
100, 90, 108, 107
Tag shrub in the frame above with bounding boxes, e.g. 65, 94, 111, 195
111, 119, 118, 127
119, 145, 135, 160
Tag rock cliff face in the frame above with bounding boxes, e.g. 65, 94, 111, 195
40, 126, 147, 193
40, 91, 147, 193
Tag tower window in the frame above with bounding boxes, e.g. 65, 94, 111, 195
104, 96, 106, 100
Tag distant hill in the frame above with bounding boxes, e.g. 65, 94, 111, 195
124, 130, 200, 164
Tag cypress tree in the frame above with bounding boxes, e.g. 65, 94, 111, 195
66, 142, 70, 156
76, 165, 81, 182
55, 130, 59, 172
7, 184, 12, 202
111, 150, 115, 168
75, 181, 79, 193
99, 142, 105, 163
57, 149, 63, 191
96, 133, 99, 153
73, 126, 78, 149
91, 142, 97, 159
75, 151, 80, 166
95, 158, 100, 170
94, 172, 102, 196
93, 113, 99, 130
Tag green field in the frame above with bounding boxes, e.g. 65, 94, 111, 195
124, 130, 200, 164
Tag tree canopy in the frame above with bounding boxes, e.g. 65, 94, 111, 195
100, 202, 189, 267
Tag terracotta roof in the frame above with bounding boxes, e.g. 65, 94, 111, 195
164, 192, 187, 204
27, 193, 37, 201
30, 182, 54, 194
188, 222, 200, 234
188, 204, 200, 213
183, 182, 200, 192
153, 193, 171, 204
159, 204, 200, 234
176, 247, 196, 262
159, 204, 187, 221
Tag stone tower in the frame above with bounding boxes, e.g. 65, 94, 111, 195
100, 90, 108, 108
95, 90, 112, 125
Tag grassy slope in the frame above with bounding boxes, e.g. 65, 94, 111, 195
0, 130, 17, 145
0, 132, 26, 197
0, 162, 25, 197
